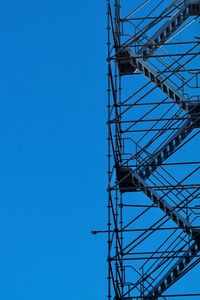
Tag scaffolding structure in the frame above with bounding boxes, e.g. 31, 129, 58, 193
105, 0, 200, 299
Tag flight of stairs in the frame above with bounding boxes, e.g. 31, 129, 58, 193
117, 0, 200, 298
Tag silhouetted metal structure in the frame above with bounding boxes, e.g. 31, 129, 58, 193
104, 0, 200, 299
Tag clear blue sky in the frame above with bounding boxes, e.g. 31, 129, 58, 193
0, 1, 107, 299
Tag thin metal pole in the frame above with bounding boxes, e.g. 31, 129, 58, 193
107, 1, 112, 300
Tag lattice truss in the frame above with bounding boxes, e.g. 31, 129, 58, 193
106, 0, 200, 299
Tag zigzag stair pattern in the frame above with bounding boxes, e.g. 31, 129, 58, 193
117, 0, 200, 298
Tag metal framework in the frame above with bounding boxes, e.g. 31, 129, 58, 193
98, 0, 200, 299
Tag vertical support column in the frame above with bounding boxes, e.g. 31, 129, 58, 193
107, 1, 112, 300
114, 0, 119, 293
114, 0, 124, 297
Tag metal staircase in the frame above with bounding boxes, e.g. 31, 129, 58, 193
138, 0, 200, 59
117, 0, 200, 297
146, 241, 200, 299
138, 119, 193, 179
119, 0, 200, 75
118, 168, 200, 238
106, 0, 200, 299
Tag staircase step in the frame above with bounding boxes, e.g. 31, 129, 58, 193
188, 102, 200, 127
118, 1, 200, 73
145, 240, 200, 299
117, 167, 198, 239
119, 53, 188, 110
139, 120, 193, 179
137, 1, 199, 60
